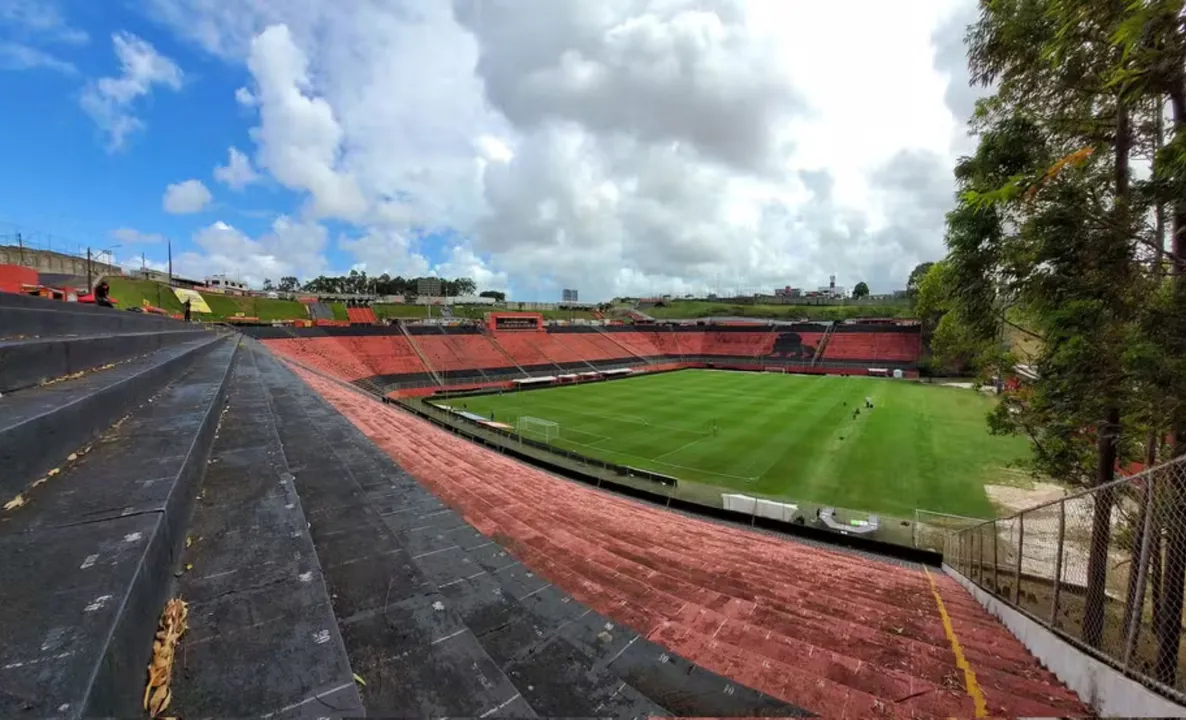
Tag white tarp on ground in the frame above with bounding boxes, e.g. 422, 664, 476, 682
513, 376, 556, 384
722, 493, 800, 522
722, 494, 756, 514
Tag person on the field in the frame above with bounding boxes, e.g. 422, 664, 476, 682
183, 299, 192, 322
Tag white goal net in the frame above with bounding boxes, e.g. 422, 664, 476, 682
516, 416, 560, 443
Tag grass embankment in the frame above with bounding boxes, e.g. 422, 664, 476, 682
104, 277, 306, 321
645, 300, 913, 322
458, 370, 1026, 518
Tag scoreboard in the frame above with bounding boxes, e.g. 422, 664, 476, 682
488, 312, 543, 331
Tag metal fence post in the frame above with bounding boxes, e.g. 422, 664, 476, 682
1051, 500, 1065, 624
991, 519, 999, 591
960, 530, 967, 575
1014, 513, 1024, 605
1124, 474, 1158, 668
977, 526, 985, 583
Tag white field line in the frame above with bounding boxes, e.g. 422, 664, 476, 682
652, 433, 714, 462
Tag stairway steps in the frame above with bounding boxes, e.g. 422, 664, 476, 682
0, 334, 223, 499
0, 304, 183, 339
0, 337, 236, 717
168, 345, 362, 717
0, 328, 209, 393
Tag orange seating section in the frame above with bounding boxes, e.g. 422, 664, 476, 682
343, 336, 428, 376
491, 334, 564, 365
346, 307, 377, 323
262, 338, 375, 381
412, 334, 505, 373
700, 331, 777, 356
263, 336, 429, 381
267, 328, 921, 385
822, 332, 921, 363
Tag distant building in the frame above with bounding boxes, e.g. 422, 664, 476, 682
205, 275, 248, 295
562, 288, 579, 302
774, 286, 801, 298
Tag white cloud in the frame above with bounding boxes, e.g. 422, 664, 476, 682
1, 0, 88, 45
174, 216, 330, 285
111, 227, 165, 244
234, 86, 256, 106
80, 32, 183, 151
163, 179, 213, 213
213, 146, 260, 190
146, 0, 970, 299
0, 41, 75, 73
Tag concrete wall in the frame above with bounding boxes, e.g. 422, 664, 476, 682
944, 563, 1186, 717
0, 246, 120, 282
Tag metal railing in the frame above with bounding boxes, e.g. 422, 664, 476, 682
947, 454, 1186, 701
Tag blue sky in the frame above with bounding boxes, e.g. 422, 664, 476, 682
0, 1, 459, 288
0, 1, 971, 301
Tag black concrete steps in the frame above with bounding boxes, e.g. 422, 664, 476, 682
0, 334, 224, 500
0, 328, 210, 393
0, 336, 237, 718
0, 293, 186, 339
169, 344, 362, 717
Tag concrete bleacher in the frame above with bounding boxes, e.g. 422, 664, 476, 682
243, 323, 923, 394
346, 306, 377, 324
290, 367, 1090, 719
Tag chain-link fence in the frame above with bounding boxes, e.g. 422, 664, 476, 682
913, 509, 987, 553
949, 454, 1186, 701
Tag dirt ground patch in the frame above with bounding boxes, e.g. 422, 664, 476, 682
985, 481, 1066, 514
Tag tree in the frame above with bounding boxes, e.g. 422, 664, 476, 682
278, 276, 299, 292
906, 262, 934, 298
960, 0, 1157, 653
479, 290, 506, 302
262, 278, 274, 291
851, 281, 869, 299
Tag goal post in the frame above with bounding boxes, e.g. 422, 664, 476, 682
516, 416, 560, 443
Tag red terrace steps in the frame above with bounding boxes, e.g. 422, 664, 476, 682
285, 366, 1086, 719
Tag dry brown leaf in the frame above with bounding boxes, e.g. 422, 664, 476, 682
143, 598, 188, 718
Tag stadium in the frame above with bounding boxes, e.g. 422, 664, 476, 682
5, 276, 1183, 720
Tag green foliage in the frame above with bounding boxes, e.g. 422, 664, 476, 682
851, 281, 870, 299
301, 270, 479, 297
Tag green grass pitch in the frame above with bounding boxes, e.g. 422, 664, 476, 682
454, 370, 1028, 518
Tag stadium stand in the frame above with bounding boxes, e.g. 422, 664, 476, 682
250, 323, 923, 394
488, 332, 565, 369
822, 328, 922, 363
290, 366, 1090, 719
346, 305, 377, 324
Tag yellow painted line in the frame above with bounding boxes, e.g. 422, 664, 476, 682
924, 567, 988, 718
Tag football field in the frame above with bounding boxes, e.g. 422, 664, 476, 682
454, 370, 1028, 518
